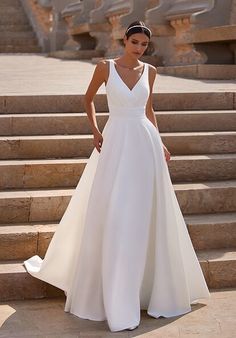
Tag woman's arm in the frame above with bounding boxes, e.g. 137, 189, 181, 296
145, 65, 158, 128
84, 60, 108, 152
146, 65, 171, 162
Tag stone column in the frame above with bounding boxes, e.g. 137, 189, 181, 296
89, 0, 113, 52
105, 0, 131, 57
61, 0, 98, 51
105, 0, 159, 57
145, 0, 176, 66
61, 1, 83, 51
50, 0, 72, 51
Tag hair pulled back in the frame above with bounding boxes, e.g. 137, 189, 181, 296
125, 21, 152, 40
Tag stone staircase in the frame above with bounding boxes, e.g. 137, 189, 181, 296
0, 92, 235, 301
0, 0, 41, 53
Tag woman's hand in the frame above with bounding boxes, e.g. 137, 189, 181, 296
93, 129, 103, 153
163, 144, 171, 162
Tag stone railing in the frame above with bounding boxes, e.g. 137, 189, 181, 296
89, 0, 113, 52
165, 0, 211, 65
104, 0, 159, 57
104, 0, 131, 56
169, 0, 236, 65
146, 0, 175, 37
145, 0, 175, 66
20, 0, 53, 52
61, 0, 97, 51
147, 0, 236, 66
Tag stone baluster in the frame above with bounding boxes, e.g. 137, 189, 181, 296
89, 0, 113, 52
61, 1, 84, 51
104, 0, 159, 57
145, 1, 177, 66
104, 0, 131, 57
118, 0, 159, 37
146, 0, 175, 37
62, 0, 98, 50
61, 0, 98, 51
165, 0, 235, 66
166, 0, 210, 65
149, 0, 212, 66
50, 0, 74, 52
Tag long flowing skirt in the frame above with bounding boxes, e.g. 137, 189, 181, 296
24, 115, 210, 332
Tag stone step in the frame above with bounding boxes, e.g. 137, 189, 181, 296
156, 110, 236, 132
0, 7, 25, 16
0, 92, 235, 114
48, 49, 105, 60
0, 31, 35, 39
0, 248, 235, 300
175, 180, 236, 215
169, 154, 236, 182
0, 24, 31, 32
0, 131, 235, 160
197, 248, 236, 289
0, 224, 57, 261
157, 64, 236, 80
0, 261, 64, 301
0, 111, 235, 136
0, 45, 41, 53
0, 158, 86, 190
0, 212, 235, 261
0, 37, 38, 46
0, 0, 21, 7
0, 188, 72, 224
0, 154, 235, 190
0, 181, 235, 224
185, 212, 236, 250
162, 131, 236, 155
0, 15, 29, 25
0, 135, 94, 160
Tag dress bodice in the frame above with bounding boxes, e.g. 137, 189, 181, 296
105, 59, 150, 118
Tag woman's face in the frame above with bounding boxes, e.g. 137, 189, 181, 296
123, 33, 149, 59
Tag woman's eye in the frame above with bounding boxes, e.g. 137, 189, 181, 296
131, 41, 138, 44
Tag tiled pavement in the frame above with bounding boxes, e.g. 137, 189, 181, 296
0, 289, 235, 338
0, 54, 235, 96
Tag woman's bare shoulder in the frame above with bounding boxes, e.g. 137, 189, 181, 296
95, 59, 110, 76
146, 63, 157, 75
96, 59, 110, 69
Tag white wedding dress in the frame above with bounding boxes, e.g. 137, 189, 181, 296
24, 59, 210, 332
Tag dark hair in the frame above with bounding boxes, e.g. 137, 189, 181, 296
125, 21, 152, 40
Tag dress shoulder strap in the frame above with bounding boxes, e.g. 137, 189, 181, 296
143, 62, 149, 84
108, 59, 114, 75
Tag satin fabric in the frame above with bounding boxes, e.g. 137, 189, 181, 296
24, 59, 210, 332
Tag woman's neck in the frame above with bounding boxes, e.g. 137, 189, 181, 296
114, 54, 142, 70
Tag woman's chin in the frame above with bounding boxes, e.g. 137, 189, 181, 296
130, 52, 142, 60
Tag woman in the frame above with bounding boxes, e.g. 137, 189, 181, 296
24, 21, 210, 332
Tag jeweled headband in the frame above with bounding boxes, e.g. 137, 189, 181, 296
125, 25, 152, 38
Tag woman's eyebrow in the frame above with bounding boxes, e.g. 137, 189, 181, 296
131, 38, 148, 43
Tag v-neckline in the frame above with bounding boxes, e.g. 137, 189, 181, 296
112, 60, 145, 92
